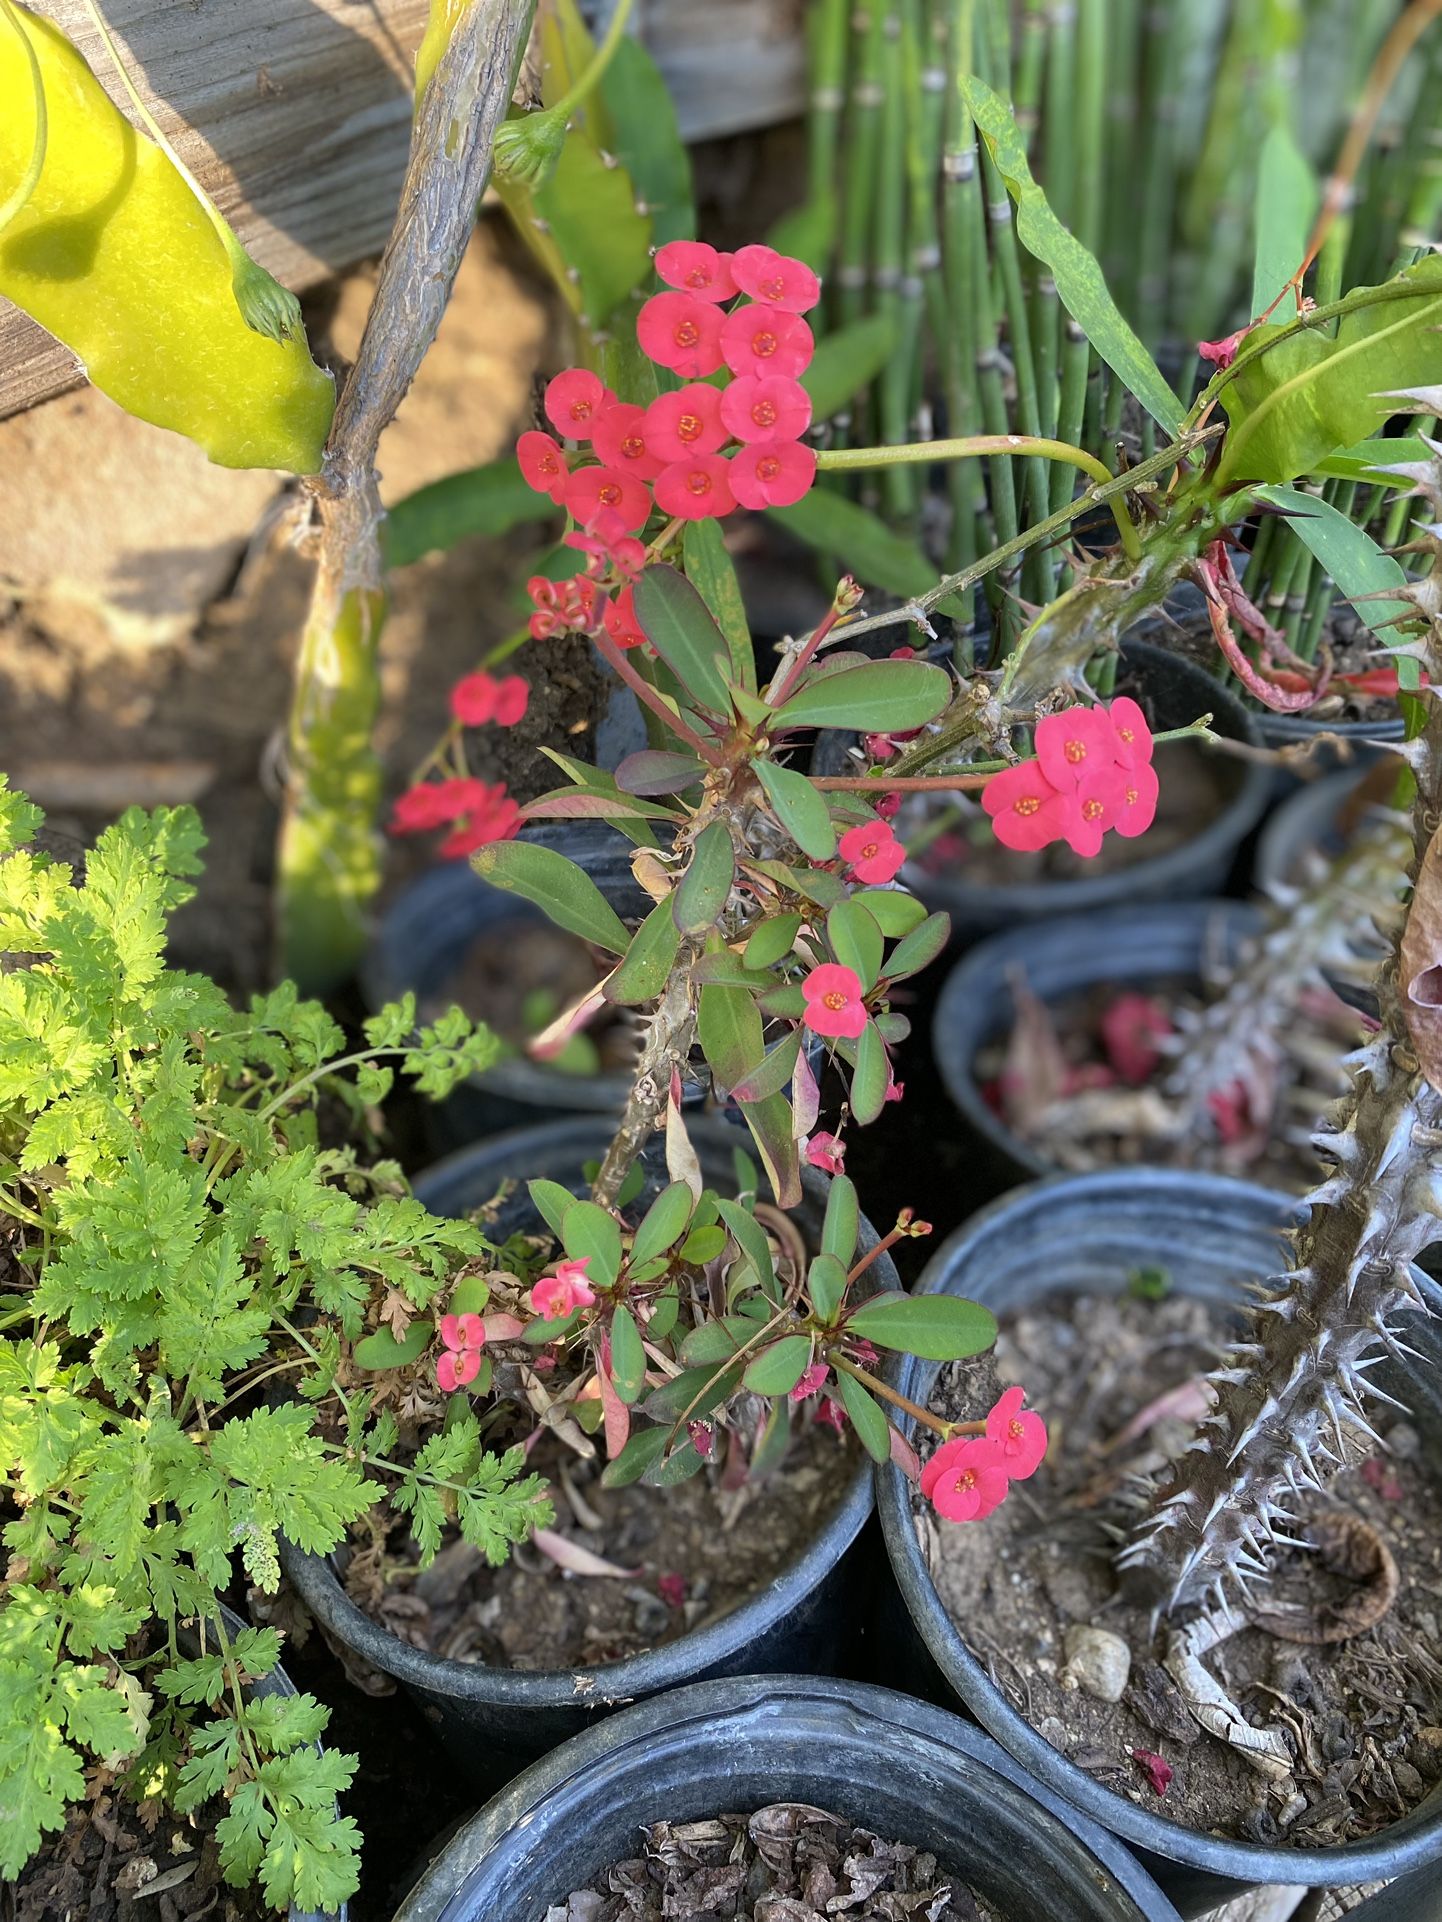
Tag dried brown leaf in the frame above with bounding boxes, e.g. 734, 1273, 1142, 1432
1400, 820, 1442, 1090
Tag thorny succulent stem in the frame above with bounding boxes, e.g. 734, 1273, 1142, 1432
591, 964, 697, 1209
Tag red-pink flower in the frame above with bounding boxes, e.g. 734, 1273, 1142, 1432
654, 240, 738, 302
591, 401, 666, 481
921, 1436, 1011, 1522
720, 374, 812, 444
637, 291, 726, 378
544, 369, 611, 439
529, 1257, 598, 1320
657, 1570, 689, 1609
1100, 992, 1172, 1084
389, 778, 477, 835
438, 783, 522, 859
730, 440, 817, 509
884, 1070, 904, 1105
789, 1361, 830, 1403
1198, 329, 1247, 370
730, 243, 821, 314
1035, 706, 1118, 791
517, 429, 569, 503
816, 1396, 847, 1436
1040, 764, 1127, 858
838, 819, 905, 885
802, 962, 867, 1040
982, 762, 1064, 852
645, 384, 727, 462
688, 1420, 714, 1459
875, 791, 901, 820
654, 454, 736, 521
720, 304, 814, 379
436, 1312, 486, 1394
805, 1131, 847, 1174
1107, 696, 1153, 769
564, 464, 652, 533
985, 1386, 1048, 1480
1130, 1749, 1174, 1797
564, 517, 646, 581
1113, 760, 1160, 839
451, 671, 529, 728
603, 585, 648, 650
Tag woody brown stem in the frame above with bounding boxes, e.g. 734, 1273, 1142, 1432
591, 961, 697, 1210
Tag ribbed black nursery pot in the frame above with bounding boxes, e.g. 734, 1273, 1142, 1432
875, 1168, 1442, 1918
1253, 765, 1370, 895
366, 823, 690, 1150
280, 1119, 891, 1796
930, 899, 1259, 1190
390, 1677, 1181, 1922
812, 639, 1270, 944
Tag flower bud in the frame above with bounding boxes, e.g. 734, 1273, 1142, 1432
493, 106, 569, 192
228, 249, 304, 345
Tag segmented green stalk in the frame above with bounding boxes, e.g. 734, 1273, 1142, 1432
874, 8, 915, 523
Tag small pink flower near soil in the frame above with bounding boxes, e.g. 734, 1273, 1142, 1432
565, 463, 652, 533
529, 1258, 598, 1320
517, 429, 570, 503
450, 671, 529, 729
816, 1396, 847, 1436
436, 1312, 486, 1394
805, 1131, 847, 1175
719, 304, 815, 380
1361, 1457, 1404, 1501
637, 291, 727, 378
789, 1362, 830, 1403
884, 1071, 904, 1105
654, 454, 737, 521
985, 1386, 1048, 1480
688, 1420, 715, 1459
654, 240, 738, 303
657, 1571, 689, 1609
849, 1340, 880, 1366
1130, 1749, 1174, 1796
802, 962, 868, 1040
1100, 992, 1173, 1084
730, 244, 821, 314
544, 369, 612, 439
437, 784, 522, 859
838, 819, 906, 885
590, 401, 666, 481
729, 439, 817, 509
1035, 706, 1118, 791
921, 1436, 1011, 1522
720, 373, 813, 444
389, 777, 478, 835
645, 383, 728, 462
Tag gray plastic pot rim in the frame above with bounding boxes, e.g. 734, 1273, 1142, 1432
875, 1165, 1442, 1889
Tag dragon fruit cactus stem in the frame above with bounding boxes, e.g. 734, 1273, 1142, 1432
1122, 503, 1442, 1615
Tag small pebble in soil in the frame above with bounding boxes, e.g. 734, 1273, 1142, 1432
1061, 1625, 1131, 1702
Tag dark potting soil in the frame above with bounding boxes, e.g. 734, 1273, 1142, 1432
974, 972, 1365, 1190
550, 1804, 998, 1922
423, 918, 639, 1077
918, 1292, 1442, 1847
346, 1416, 860, 1672
6, 1788, 271, 1922
905, 741, 1228, 889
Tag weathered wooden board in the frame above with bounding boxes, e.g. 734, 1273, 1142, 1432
0, 0, 809, 424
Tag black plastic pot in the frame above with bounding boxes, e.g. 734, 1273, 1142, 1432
390, 1676, 1182, 1922
931, 899, 1259, 1189
1257, 706, 1405, 777
1253, 765, 1368, 896
812, 638, 1270, 943
280, 1118, 892, 1795
875, 1167, 1442, 1917
366, 823, 693, 1150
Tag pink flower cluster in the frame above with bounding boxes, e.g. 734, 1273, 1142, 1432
921, 1387, 1047, 1522
436, 1313, 486, 1393
389, 777, 522, 859
515, 242, 821, 649
982, 697, 1158, 858
529, 1257, 597, 1321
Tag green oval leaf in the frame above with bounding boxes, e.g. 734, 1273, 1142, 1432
821, 1175, 859, 1268
697, 980, 765, 1094
755, 760, 837, 860
745, 913, 803, 970
385, 457, 557, 568
643, 1357, 745, 1422
850, 1019, 889, 1126
630, 1182, 695, 1269
609, 1304, 646, 1403
607, 894, 682, 1005
827, 899, 884, 991
528, 1178, 578, 1239
683, 517, 754, 692
615, 750, 708, 796
674, 822, 736, 935
808, 1252, 849, 1324
353, 1319, 432, 1370
635, 564, 735, 716
600, 1425, 669, 1488
562, 1199, 622, 1288
472, 840, 630, 955
884, 910, 952, 983
743, 1335, 813, 1396
843, 1291, 999, 1360
775, 661, 951, 734
855, 889, 928, 937
836, 1369, 891, 1464
731, 1033, 802, 1105
714, 1197, 777, 1298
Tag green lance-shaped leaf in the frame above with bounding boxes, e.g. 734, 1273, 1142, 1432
353, 1319, 433, 1370
607, 895, 682, 1005
630, 1181, 695, 1269
731, 1033, 802, 1105
600, 1424, 669, 1488
683, 520, 755, 693
854, 889, 928, 937
562, 1199, 623, 1288
775, 661, 951, 733
697, 981, 766, 1094
768, 492, 962, 612
744, 912, 803, 971
615, 750, 709, 796
844, 1291, 998, 1360
739, 1091, 802, 1209
850, 1018, 890, 1126
528, 1178, 577, 1239
1217, 259, 1442, 487
1257, 485, 1419, 656
1250, 124, 1318, 320
961, 74, 1184, 437
714, 1197, 777, 1296
472, 841, 631, 954
808, 1252, 848, 1324
827, 899, 883, 991
883, 911, 951, 982
609, 1304, 646, 1402
821, 1175, 859, 1269
836, 1369, 891, 1463
743, 1335, 813, 1396
0, 6, 333, 472
635, 566, 736, 717
802, 313, 900, 422
755, 761, 837, 861
383, 456, 559, 568
674, 823, 735, 935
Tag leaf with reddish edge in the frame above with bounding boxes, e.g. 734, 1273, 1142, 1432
755, 760, 837, 861
836, 1370, 891, 1463
614, 750, 709, 795
473, 840, 630, 953
744, 913, 803, 970
607, 896, 681, 1006
522, 788, 677, 827
674, 821, 736, 934
599, 1426, 669, 1488
597, 1354, 631, 1456
889, 1422, 922, 1484
883, 911, 951, 983
698, 981, 766, 1093
532, 1528, 641, 1577
714, 1198, 777, 1298
690, 950, 760, 988
740, 1089, 802, 1207
1400, 821, 1442, 1094
856, 888, 928, 937
743, 1335, 813, 1396
731, 1033, 802, 1104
